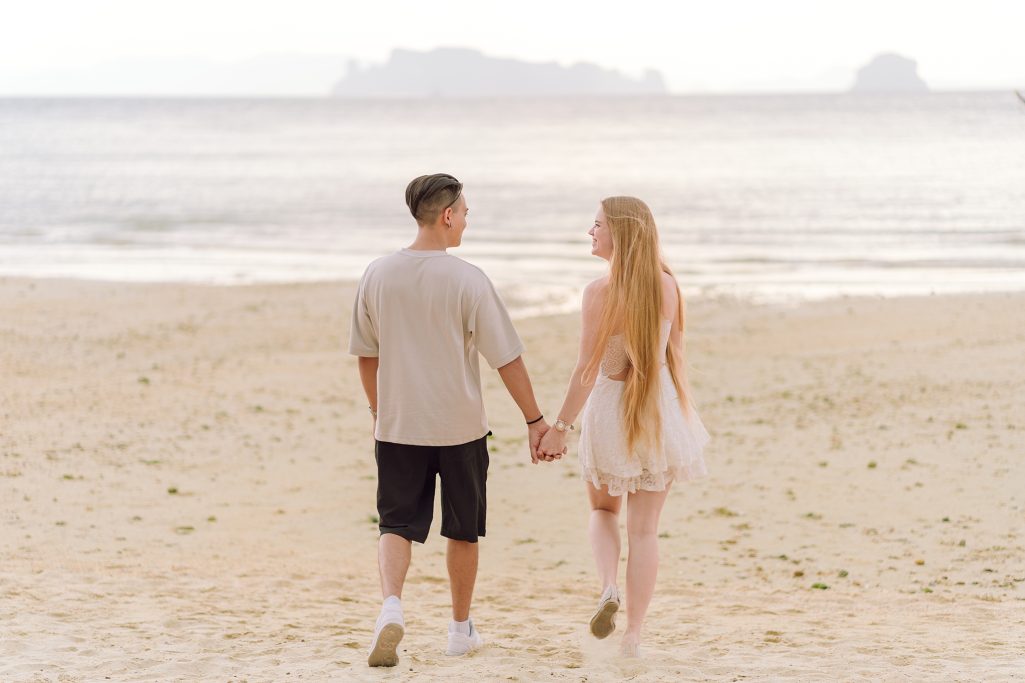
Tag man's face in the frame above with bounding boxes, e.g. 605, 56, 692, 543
446, 194, 468, 247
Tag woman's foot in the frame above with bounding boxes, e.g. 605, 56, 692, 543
589, 585, 620, 639
619, 632, 641, 657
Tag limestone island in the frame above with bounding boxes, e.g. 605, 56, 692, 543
851, 53, 929, 92
332, 47, 667, 98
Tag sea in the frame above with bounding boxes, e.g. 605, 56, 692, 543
1, 92, 1023, 315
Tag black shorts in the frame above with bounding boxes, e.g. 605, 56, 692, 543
375, 432, 490, 544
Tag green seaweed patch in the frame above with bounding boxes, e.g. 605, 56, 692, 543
811, 583, 829, 590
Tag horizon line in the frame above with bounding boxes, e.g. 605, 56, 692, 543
0, 87, 1021, 100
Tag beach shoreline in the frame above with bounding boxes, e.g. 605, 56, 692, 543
2, 277, 1023, 681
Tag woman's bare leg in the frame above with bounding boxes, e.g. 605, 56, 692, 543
586, 482, 623, 591
622, 484, 671, 654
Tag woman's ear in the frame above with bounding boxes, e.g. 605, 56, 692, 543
444, 207, 453, 227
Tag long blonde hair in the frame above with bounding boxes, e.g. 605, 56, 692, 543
582, 196, 688, 454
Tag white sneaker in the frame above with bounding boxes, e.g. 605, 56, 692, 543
589, 585, 620, 639
445, 619, 484, 656
367, 606, 405, 667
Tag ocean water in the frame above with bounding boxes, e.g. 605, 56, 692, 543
1, 93, 1024, 314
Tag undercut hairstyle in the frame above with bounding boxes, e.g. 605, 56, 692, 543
405, 173, 463, 225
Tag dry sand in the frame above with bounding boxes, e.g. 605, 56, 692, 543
1, 278, 1023, 682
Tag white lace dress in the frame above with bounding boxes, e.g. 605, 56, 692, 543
577, 319, 709, 495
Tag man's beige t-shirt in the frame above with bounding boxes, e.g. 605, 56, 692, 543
348, 248, 524, 446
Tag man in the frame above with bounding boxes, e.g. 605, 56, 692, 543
348, 173, 554, 667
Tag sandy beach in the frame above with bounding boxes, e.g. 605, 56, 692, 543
1, 277, 1023, 682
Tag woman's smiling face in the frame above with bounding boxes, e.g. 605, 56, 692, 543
588, 205, 614, 260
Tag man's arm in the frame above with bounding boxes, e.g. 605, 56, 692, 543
358, 356, 379, 436
496, 356, 549, 464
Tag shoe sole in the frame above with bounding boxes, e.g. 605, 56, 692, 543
368, 623, 404, 667
589, 600, 619, 639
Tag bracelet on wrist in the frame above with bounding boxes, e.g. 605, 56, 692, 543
369, 406, 377, 419
554, 418, 575, 432
526, 414, 544, 425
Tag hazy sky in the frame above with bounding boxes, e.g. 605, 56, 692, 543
2, 0, 1022, 94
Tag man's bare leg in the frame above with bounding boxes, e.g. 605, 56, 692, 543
444, 538, 483, 656
379, 533, 412, 598
369, 533, 411, 667
446, 539, 478, 621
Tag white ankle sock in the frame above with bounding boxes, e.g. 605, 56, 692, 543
451, 618, 471, 635
377, 595, 404, 630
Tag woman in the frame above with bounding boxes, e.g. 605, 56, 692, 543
538, 196, 709, 656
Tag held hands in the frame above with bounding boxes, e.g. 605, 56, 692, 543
527, 417, 568, 464
527, 419, 550, 465
538, 427, 567, 462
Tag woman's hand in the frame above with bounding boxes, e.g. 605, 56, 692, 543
538, 428, 567, 461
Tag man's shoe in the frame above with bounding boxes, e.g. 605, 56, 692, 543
368, 610, 405, 667
445, 619, 484, 656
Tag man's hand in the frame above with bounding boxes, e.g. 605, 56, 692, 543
528, 419, 550, 465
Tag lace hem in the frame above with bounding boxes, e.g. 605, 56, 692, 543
581, 460, 708, 496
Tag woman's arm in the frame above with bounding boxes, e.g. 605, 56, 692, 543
538, 280, 606, 456
668, 278, 684, 359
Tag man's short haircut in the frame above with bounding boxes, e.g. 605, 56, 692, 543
405, 173, 463, 225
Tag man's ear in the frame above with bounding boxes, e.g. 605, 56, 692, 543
443, 207, 453, 227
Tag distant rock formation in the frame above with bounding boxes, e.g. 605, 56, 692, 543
332, 48, 667, 97
851, 53, 929, 92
